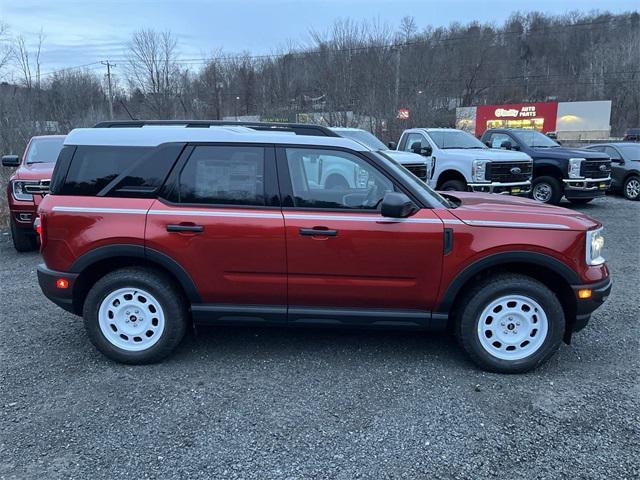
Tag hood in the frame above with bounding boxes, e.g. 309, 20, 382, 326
445, 192, 599, 231
383, 150, 427, 164
14, 161, 55, 181
444, 148, 532, 162
530, 146, 608, 160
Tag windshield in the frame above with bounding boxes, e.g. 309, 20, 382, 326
513, 130, 559, 148
377, 152, 451, 208
335, 129, 388, 151
619, 144, 640, 161
25, 137, 65, 164
426, 130, 487, 149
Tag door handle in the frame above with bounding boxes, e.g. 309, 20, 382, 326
166, 223, 204, 233
299, 227, 338, 237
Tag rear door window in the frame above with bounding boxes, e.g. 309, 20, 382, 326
176, 146, 266, 206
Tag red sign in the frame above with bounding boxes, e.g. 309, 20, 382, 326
475, 101, 558, 136
397, 108, 410, 120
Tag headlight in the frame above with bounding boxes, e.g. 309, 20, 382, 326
568, 158, 584, 179
11, 180, 37, 201
586, 228, 605, 265
472, 160, 490, 182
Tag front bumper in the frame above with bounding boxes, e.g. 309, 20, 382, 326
37, 264, 79, 314
569, 276, 612, 333
564, 177, 611, 194
9, 208, 38, 232
469, 180, 531, 196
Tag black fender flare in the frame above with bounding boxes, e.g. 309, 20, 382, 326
435, 250, 580, 314
69, 244, 201, 303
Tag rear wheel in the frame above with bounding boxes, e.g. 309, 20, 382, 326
10, 220, 38, 252
455, 274, 565, 373
623, 175, 640, 200
440, 179, 467, 191
83, 267, 188, 364
531, 176, 563, 205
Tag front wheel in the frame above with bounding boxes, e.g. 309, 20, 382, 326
10, 220, 38, 252
455, 274, 565, 373
440, 179, 467, 191
83, 267, 188, 364
531, 176, 563, 204
623, 175, 640, 200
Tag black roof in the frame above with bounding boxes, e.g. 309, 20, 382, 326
93, 120, 338, 137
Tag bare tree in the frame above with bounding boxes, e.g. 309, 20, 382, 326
12, 30, 44, 89
126, 29, 181, 118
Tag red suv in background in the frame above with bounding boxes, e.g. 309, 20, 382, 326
36, 124, 611, 372
3, 135, 65, 251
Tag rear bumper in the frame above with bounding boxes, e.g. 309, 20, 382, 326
37, 264, 79, 314
569, 276, 612, 333
469, 180, 531, 196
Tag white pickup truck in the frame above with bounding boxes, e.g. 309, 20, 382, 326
332, 128, 431, 183
396, 128, 533, 195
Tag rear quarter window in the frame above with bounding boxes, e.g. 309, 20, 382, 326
59, 145, 182, 197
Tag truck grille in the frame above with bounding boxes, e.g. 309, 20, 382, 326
403, 163, 428, 181
24, 179, 51, 195
580, 159, 611, 179
487, 161, 532, 183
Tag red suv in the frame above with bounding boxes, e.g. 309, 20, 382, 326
3, 135, 65, 251
36, 124, 611, 372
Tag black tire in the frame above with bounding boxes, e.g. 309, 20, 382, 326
531, 175, 563, 205
10, 220, 38, 252
324, 174, 349, 190
440, 179, 467, 191
622, 175, 640, 201
567, 198, 593, 205
455, 274, 565, 373
82, 267, 188, 364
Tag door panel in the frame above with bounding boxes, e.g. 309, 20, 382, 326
145, 202, 286, 306
284, 210, 444, 310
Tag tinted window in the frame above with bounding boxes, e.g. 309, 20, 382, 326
285, 148, 393, 210
177, 146, 265, 206
62, 146, 153, 196
489, 133, 512, 148
25, 137, 65, 164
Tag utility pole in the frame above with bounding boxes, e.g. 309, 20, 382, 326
101, 60, 116, 120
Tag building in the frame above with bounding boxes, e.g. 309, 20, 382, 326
456, 100, 612, 140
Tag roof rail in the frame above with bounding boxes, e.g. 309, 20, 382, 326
92, 120, 339, 137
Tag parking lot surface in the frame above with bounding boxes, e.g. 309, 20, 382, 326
0, 195, 638, 480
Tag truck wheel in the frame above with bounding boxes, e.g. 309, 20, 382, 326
455, 274, 565, 373
440, 179, 467, 191
567, 198, 593, 205
623, 175, 640, 200
10, 220, 38, 252
83, 267, 188, 364
531, 176, 562, 204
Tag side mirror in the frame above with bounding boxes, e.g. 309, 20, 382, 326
556, 140, 563, 146
410, 141, 422, 154
381, 192, 416, 218
611, 157, 623, 164
2, 155, 20, 167
500, 140, 513, 150
484, 141, 492, 147
387, 141, 397, 150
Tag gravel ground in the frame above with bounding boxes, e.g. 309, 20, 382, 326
0, 195, 638, 480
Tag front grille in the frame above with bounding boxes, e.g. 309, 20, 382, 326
487, 161, 532, 183
24, 179, 50, 195
581, 159, 611, 179
403, 163, 428, 180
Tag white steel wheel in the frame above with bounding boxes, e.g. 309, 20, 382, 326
477, 295, 549, 361
98, 287, 166, 352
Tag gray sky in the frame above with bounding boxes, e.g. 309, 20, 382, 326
1, 0, 637, 76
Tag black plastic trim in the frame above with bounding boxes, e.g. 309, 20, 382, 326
37, 264, 79, 314
69, 244, 201, 303
192, 304, 287, 325
436, 251, 581, 314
